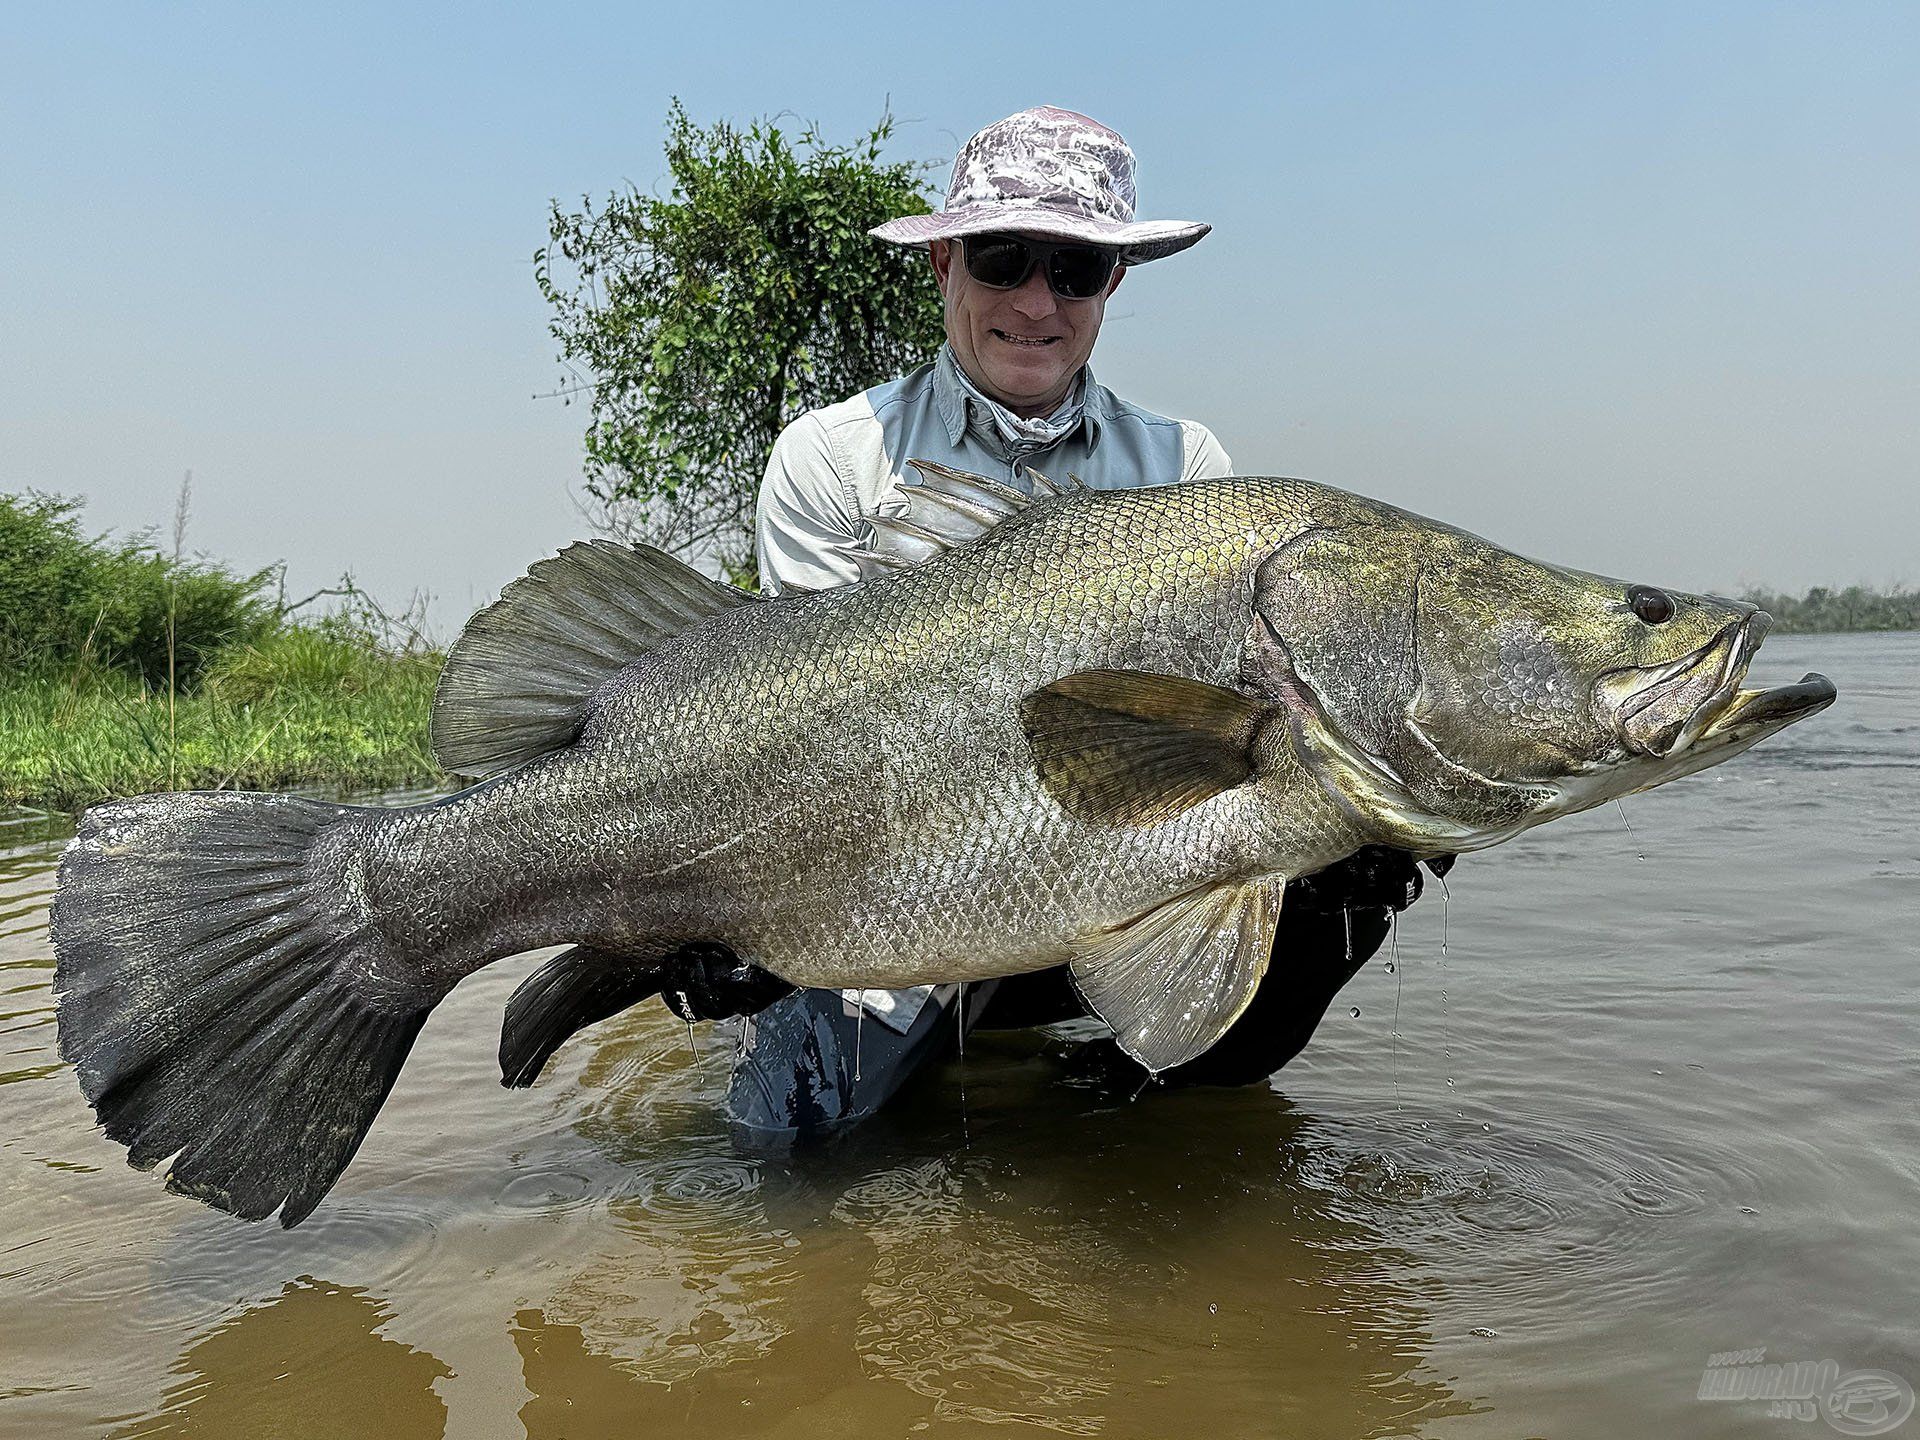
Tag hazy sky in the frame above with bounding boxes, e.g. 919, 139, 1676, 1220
3, 2, 1914, 635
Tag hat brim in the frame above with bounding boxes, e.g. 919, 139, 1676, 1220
869, 205, 1209, 265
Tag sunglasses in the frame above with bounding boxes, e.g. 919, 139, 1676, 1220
960, 232, 1121, 300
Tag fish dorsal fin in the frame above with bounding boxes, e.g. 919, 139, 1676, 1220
1070, 878, 1287, 1072
856, 459, 1084, 576
432, 540, 754, 778
1021, 670, 1276, 827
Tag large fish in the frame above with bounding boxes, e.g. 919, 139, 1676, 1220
51, 465, 1834, 1225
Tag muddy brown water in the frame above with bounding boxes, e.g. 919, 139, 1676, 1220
2, 633, 1915, 1439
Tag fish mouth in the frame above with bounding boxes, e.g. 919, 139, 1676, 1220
1690, 671, 1837, 746
1598, 611, 1764, 757
1597, 610, 1836, 760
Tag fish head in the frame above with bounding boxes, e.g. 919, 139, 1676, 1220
1242, 510, 1836, 853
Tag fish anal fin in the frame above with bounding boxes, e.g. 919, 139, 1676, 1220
1022, 669, 1275, 827
1070, 878, 1287, 1073
433, 541, 755, 779
499, 942, 795, 1088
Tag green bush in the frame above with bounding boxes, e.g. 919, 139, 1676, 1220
0, 492, 278, 684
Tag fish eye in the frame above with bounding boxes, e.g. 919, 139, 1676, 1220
1628, 585, 1676, 625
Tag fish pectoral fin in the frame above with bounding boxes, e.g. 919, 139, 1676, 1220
1070, 877, 1288, 1073
433, 541, 755, 779
1021, 669, 1276, 826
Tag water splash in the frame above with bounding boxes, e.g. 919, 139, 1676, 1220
675, 993, 698, 1065
1613, 798, 1644, 861
1389, 912, 1405, 1111
1436, 873, 1454, 1094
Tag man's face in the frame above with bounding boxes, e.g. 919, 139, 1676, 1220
931, 236, 1126, 419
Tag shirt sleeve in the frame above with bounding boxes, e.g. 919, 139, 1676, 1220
755, 414, 867, 595
1180, 420, 1234, 481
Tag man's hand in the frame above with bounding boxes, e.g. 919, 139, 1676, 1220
659, 943, 796, 1022
1285, 846, 1454, 916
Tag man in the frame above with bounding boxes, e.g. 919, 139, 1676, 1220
728, 107, 1429, 1142
756, 106, 1227, 592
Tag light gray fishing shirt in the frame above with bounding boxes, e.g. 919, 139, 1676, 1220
754, 344, 1232, 1030
756, 344, 1232, 596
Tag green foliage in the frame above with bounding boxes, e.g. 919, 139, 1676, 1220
0, 492, 277, 684
201, 621, 442, 707
0, 655, 443, 812
0, 493, 446, 809
1740, 585, 1919, 633
537, 101, 945, 574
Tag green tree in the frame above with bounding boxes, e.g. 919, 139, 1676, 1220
537, 102, 945, 581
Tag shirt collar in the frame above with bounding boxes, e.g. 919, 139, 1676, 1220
933, 344, 1106, 451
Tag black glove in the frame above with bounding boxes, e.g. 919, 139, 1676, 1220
659, 943, 796, 1022
1286, 845, 1450, 916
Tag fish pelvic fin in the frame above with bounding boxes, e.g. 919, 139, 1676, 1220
1021, 669, 1276, 826
856, 459, 1082, 577
51, 791, 447, 1227
433, 540, 755, 779
1070, 878, 1287, 1073
499, 945, 666, 1088
501, 943, 796, 1087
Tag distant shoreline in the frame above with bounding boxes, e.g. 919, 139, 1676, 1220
1741, 587, 1917, 633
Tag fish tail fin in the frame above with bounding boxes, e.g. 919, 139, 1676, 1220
52, 791, 444, 1227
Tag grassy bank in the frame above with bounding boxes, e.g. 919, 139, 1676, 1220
2, 489, 446, 811
1, 630, 445, 811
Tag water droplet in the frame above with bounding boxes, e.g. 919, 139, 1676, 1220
1207, 1303, 1218, 1315
1384, 960, 1396, 974
1349, 1006, 1361, 1018
1446, 1078, 1455, 1088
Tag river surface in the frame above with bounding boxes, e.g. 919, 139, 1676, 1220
2, 632, 1914, 1439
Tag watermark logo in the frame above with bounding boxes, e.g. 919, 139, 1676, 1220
1699, 1349, 1914, 1435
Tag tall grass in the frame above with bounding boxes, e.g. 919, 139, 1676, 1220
0, 636, 444, 811
1, 491, 446, 810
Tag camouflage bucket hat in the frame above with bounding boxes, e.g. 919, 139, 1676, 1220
870, 105, 1210, 266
